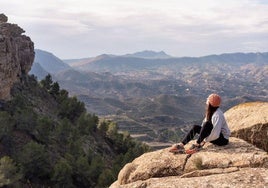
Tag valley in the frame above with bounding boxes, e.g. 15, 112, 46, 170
30, 50, 268, 147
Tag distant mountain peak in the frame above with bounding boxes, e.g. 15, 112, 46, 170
32, 49, 71, 78
96, 54, 114, 59
124, 50, 171, 59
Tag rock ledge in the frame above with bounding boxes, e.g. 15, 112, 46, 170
110, 137, 268, 188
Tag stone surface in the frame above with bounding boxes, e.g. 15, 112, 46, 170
0, 14, 34, 100
111, 137, 268, 187
111, 168, 268, 188
225, 102, 268, 151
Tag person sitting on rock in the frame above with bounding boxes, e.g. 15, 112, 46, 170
169, 93, 231, 154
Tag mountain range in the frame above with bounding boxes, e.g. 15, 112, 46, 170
30, 49, 268, 146
64, 51, 268, 74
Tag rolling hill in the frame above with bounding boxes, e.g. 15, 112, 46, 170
30, 49, 71, 79
31, 50, 268, 145
65, 51, 268, 74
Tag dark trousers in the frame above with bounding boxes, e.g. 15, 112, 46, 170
181, 121, 229, 146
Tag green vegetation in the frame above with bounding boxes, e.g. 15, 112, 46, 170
0, 156, 21, 187
0, 74, 150, 187
192, 157, 204, 170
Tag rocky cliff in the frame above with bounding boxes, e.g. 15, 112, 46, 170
0, 13, 34, 100
225, 102, 268, 152
111, 102, 268, 188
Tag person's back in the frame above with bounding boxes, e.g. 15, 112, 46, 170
203, 108, 230, 146
169, 93, 231, 154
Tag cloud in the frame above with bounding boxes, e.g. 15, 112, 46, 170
1, 0, 268, 58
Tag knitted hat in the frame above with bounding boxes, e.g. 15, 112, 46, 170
206, 93, 221, 107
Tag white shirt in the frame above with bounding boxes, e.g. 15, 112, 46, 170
204, 108, 231, 142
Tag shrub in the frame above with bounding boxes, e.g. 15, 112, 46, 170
35, 117, 55, 143
52, 158, 73, 187
58, 96, 86, 122
40, 74, 53, 90
77, 113, 98, 134
0, 112, 14, 139
0, 156, 22, 187
193, 157, 204, 170
18, 141, 51, 180
97, 169, 114, 188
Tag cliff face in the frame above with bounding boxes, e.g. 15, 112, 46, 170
225, 102, 268, 151
111, 102, 268, 188
0, 13, 34, 100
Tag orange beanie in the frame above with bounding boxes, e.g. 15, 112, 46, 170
207, 93, 221, 107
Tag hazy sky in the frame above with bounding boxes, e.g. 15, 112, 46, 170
1, 0, 268, 59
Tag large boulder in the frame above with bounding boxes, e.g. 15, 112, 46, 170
225, 102, 268, 151
0, 14, 34, 100
110, 137, 268, 187
111, 168, 268, 188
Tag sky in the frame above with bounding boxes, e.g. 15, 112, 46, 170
1, 0, 268, 59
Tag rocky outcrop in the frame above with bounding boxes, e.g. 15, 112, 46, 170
0, 13, 34, 100
225, 102, 268, 151
111, 168, 268, 188
110, 137, 268, 187
111, 102, 268, 187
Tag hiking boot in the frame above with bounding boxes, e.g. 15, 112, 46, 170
169, 144, 185, 154
185, 144, 202, 154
